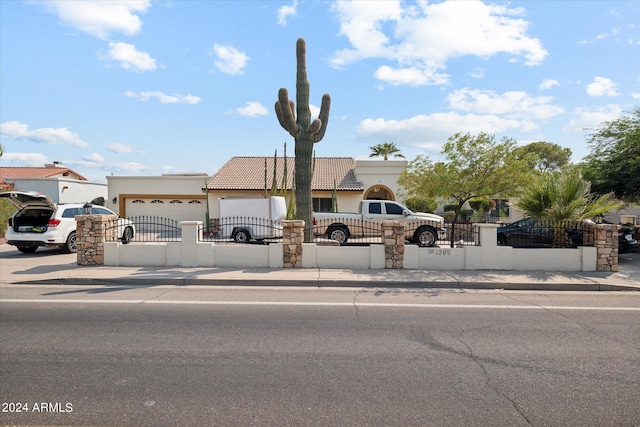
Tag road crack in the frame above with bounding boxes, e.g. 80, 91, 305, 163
454, 335, 533, 426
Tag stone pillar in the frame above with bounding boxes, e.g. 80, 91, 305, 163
594, 223, 618, 272
382, 220, 404, 269
282, 220, 304, 268
76, 214, 118, 266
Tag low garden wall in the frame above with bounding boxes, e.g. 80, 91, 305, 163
78, 217, 617, 272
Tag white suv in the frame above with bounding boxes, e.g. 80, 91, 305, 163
1, 191, 134, 254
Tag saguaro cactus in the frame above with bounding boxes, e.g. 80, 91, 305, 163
275, 38, 331, 242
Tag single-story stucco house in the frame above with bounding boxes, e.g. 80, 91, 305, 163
106, 157, 408, 221
0, 163, 107, 204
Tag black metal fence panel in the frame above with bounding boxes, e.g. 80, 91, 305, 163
125, 216, 182, 242
496, 218, 594, 249
199, 217, 283, 244
439, 222, 478, 246
307, 217, 384, 245
309, 218, 451, 246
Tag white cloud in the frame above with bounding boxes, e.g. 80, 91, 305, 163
212, 44, 249, 75
108, 142, 135, 153
277, 1, 298, 25
586, 77, 620, 97
580, 26, 622, 44
374, 65, 449, 87
562, 104, 623, 132
235, 102, 268, 117
446, 88, 564, 120
0, 121, 89, 148
31, 0, 150, 40
469, 68, 485, 79
357, 112, 535, 152
309, 104, 321, 120
125, 91, 201, 104
102, 42, 157, 72
330, 0, 547, 86
632, 92, 640, 99
540, 78, 559, 90
0, 152, 50, 166
84, 153, 104, 163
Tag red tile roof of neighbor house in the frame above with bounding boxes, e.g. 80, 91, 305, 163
0, 165, 87, 181
207, 157, 363, 191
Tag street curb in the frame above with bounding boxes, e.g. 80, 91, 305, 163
8, 277, 640, 292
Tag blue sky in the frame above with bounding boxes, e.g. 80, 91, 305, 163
1, 0, 638, 183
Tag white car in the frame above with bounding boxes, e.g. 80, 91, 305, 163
1, 191, 134, 253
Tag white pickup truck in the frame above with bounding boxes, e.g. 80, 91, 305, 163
313, 200, 446, 246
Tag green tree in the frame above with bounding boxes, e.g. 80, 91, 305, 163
275, 38, 331, 242
403, 196, 438, 214
516, 167, 624, 247
369, 142, 405, 160
581, 107, 640, 203
399, 132, 530, 247
513, 141, 572, 172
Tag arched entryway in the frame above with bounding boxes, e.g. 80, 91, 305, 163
364, 185, 395, 201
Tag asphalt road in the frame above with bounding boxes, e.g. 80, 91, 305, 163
1, 286, 639, 426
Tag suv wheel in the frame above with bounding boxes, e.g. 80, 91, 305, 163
65, 231, 77, 253
122, 226, 133, 244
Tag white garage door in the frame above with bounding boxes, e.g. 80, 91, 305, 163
125, 197, 207, 224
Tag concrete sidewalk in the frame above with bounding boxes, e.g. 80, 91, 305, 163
1, 244, 639, 291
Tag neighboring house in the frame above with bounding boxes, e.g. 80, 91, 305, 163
0, 163, 107, 204
105, 157, 408, 221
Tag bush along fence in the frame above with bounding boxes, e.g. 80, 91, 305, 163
76, 217, 619, 272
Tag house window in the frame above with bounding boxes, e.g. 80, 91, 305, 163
188, 200, 202, 204
151, 200, 164, 204
313, 198, 333, 213
170, 200, 183, 204
132, 200, 145, 203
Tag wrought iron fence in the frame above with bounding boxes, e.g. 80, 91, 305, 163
496, 219, 594, 249
308, 218, 450, 246
125, 216, 182, 242
199, 217, 283, 244
440, 222, 479, 246
307, 218, 383, 245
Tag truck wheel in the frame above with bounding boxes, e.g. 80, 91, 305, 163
121, 226, 134, 244
327, 226, 349, 244
415, 227, 437, 247
234, 229, 250, 243
17, 246, 38, 253
65, 231, 77, 253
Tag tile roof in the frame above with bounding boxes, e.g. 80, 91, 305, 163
0, 166, 87, 181
207, 157, 363, 191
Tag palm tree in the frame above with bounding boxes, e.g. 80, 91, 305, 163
516, 167, 624, 247
369, 142, 405, 160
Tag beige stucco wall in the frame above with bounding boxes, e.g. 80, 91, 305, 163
354, 159, 407, 202
107, 175, 208, 217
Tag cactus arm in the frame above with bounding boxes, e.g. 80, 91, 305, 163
276, 88, 298, 136
308, 118, 321, 135
312, 93, 331, 141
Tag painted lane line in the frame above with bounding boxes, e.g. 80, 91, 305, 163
1, 299, 639, 311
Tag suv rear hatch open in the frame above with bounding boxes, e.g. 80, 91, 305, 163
0, 191, 56, 233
